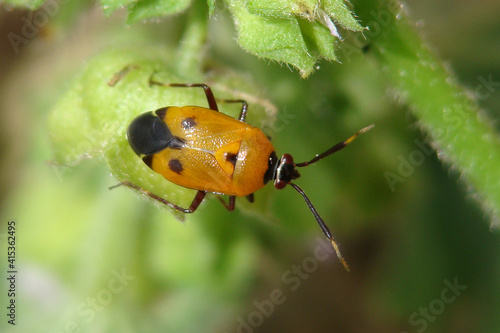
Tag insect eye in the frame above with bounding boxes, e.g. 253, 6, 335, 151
281, 154, 294, 165
127, 112, 173, 156
274, 178, 287, 190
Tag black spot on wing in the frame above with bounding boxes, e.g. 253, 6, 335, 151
225, 152, 238, 166
181, 117, 197, 130
169, 159, 183, 174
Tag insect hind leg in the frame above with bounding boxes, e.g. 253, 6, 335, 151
110, 181, 206, 213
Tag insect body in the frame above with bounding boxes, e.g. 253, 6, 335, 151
129, 105, 274, 198
118, 80, 373, 271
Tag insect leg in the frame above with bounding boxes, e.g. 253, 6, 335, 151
146, 79, 249, 121
110, 181, 206, 213
148, 79, 220, 112
216, 195, 236, 211
245, 193, 254, 203
217, 99, 249, 122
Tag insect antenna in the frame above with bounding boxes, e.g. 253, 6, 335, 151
290, 183, 350, 272
295, 124, 374, 167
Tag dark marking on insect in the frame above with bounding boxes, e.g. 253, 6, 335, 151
170, 136, 186, 150
169, 159, 183, 174
263, 151, 278, 184
181, 117, 197, 129
155, 107, 168, 120
143, 155, 154, 169
225, 152, 238, 166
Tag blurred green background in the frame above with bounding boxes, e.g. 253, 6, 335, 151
1, 0, 500, 332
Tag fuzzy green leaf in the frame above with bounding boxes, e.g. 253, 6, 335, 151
299, 18, 337, 60
229, 3, 316, 77
323, 0, 364, 31
228, 0, 364, 77
245, 0, 318, 18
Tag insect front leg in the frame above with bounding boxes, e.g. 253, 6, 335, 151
110, 181, 206, 213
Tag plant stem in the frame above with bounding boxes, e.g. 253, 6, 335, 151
356, 0, 500, 224
175, 0, 209, 79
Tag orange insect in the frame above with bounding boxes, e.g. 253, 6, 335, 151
115, 78, 373, 271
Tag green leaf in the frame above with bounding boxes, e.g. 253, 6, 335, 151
299, 18, 337, 60
245, 0, 318, 18
229, 3, 316, 77
323, 0, 364, 31
227, 0, 364, 77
